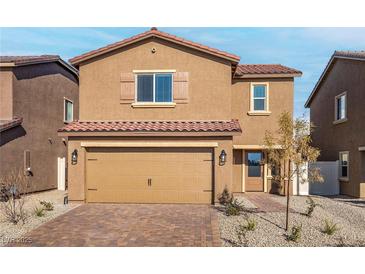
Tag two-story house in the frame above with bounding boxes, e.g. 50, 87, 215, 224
0, 55, 79, 192
59, 28, 301, 204
305, 51, 365, 198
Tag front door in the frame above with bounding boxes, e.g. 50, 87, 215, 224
245, 151, 264, 192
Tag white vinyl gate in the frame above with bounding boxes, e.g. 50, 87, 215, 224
309, 161, 339, 195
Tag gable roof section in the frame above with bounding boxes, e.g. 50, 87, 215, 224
234, 64, 302, 78
305, 50, 365, 107
0, 55, 79, 77
69, 28, 241, 66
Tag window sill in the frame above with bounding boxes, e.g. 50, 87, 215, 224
131, 102, 176, 108
247, 111, 271, 116
339, 177, 349, 182
333, 118, 347, 125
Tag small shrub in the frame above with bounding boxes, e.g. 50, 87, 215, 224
322, 219, 339, 235
0, 169, 29, 224
286, 224, 302, 242
304, 197, 320, 217
235, 224, 248, 246
225, 199, 244, 216
34, 206, 45, 217
40, 200, 54, 211
218, 186, 232, 205
244, 218, 257, 231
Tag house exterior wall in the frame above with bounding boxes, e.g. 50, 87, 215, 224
231, 78, 294, 145
67, 136, 233, 203
78, 38, 233, 121
67, 36, 297, 202
309, 58, 365, 197
0, 63, 79, 192
0, 68, 13, 120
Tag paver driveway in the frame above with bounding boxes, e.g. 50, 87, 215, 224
10, 204, 221, 247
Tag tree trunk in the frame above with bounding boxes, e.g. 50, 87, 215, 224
285, 178, 290, 231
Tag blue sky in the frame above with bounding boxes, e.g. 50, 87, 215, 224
1, 27, 365, 117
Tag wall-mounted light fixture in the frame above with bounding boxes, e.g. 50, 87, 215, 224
71, 149, 78, 165
219, 150, 227, 166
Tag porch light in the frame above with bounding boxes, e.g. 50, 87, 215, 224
71, 149, 78, 165
219, 150, 227, 165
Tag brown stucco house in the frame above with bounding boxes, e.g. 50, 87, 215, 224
305, 51, 365, 198
0, 55, 79, 192
59, 28, 302, 204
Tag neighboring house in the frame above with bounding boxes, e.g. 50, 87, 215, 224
305, 51, 365, 198
59, 28, 301, 204
0, 55, 79, 193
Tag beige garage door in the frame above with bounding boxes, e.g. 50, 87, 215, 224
86, 147, 213, 204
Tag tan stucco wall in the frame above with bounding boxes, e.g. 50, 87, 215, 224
78, 38, 232, 121
67, 136, 233, 203
231, 78, 294, 145
0, 68, 13, 120
309, 59, 365, 197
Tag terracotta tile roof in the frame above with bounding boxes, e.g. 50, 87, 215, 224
69, 28, 240, 65
58, 120, 241, 133
334, 50, 365, 59
0, 117, 23, 132
0, 55, 60, 65
235, 64, 302, 77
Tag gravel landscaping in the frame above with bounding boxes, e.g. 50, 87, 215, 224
0, 190, 79, 246
218, 195, 365, 247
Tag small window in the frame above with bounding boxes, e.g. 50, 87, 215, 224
247, 152, 262, 177
136, 73, 172, 103
339, 151, 349, 179
251, 84, 268, 112
64, 99, 73, 123
335, 93, 346, 121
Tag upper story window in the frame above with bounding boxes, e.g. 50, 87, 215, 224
334, 92, 347, 122
64, 98, 73, 123
136, 73, 173, 103
339, 151, 349, 179
249, 83, 270, 115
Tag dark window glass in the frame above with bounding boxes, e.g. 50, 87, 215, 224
247, 152, 262, 177
155, 74, 172, 102
137, 75, 153, 102
253, 85, 266, 111
336, 95, 346, 120
254, 99, 265, 110
341, 166, 348, 177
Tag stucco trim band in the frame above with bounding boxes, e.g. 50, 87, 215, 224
359, 146, 365, 151
233, 144, 282, 150
80, 141, 219, 148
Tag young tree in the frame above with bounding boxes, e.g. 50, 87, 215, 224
264, 111, 323, 231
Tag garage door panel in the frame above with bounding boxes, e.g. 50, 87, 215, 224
86, 147, 213, 204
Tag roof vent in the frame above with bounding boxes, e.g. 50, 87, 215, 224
150, 27, 158, 31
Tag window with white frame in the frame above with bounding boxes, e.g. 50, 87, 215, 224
64, 99, 73, 123
136, 73, 173, 103
339, 151, 349, 179
335, 93, 346, 121
251, 83, 268, 112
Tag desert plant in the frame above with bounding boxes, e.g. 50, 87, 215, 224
235, 224, 248, 246
304, 197, 321, 217
0, 169, 29, 224
244, 218, 257, 231
225, 199, 244, 216
322, 219, 339, 235
218, 186, 232, 205
264, 111, 323, 230
286, 224, 302, 242
34, 206, 45, 217
40, 200, 54, 211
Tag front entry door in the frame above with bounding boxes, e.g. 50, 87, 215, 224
245, 151, 264, 192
